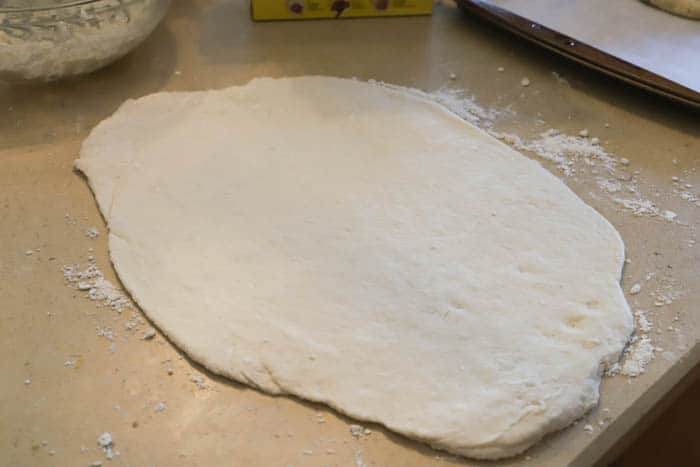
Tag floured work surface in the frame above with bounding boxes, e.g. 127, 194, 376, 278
487, 0, 700, 94
1, 2, 698, 467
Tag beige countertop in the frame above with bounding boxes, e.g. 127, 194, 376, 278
1, 1, 698, 466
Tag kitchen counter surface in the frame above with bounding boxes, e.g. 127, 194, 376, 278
1, 1, 698, 466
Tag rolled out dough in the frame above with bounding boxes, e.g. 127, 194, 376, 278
76, 77, 633, 459
646, 0, 700, 18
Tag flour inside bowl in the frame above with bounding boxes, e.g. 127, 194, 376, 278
0, 0, 169, 81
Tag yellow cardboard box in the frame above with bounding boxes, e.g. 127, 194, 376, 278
252, 0, 433, 21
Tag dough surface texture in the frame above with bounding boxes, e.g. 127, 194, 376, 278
646, 0, 700, 18
76, 76, 633, 459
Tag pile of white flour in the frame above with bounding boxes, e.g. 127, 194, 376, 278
62, 258, 132, 313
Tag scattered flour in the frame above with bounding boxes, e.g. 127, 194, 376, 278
673, 182, 700, 209
349, 424, 369, 439
62, 258, 132, 313
190, 375, 207, 389
619, 336, 655, 377
95, 326, 115, 341
97, 433, 112, 448
651, 285, 681, 307
635, 310, 653, 333
608, 308, 658, 378
614, 198, 660, 217
374, 81, 500, 128
662, 210, 677, 222
428, 88, 500, 128
609, 288, 661, 378
355, 450, 368, 467
597, 177, 622, 194
521, 129, 615, 176
85, 227, 99, 239
493, 128, 616, 178
96, 432, 116, 460
483, 120, 679, 234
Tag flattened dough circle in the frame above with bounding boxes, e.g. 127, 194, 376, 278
76, 77, 633, 459
646, 0, 700, 18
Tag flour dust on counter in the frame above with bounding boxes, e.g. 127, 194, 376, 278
62, 258, 132, 313
75, 76, 634, 459
97, 432, 117, 460
85, 227, 100, 239
486, 116, 688, 230
58, 214, 156, 352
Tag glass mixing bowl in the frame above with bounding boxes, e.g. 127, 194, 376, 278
0, 0, 171, 82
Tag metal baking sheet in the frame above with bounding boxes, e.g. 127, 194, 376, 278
485, 0, 700, 93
